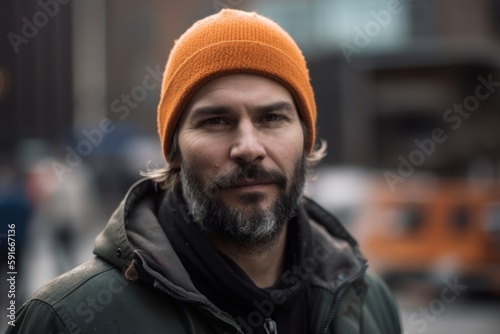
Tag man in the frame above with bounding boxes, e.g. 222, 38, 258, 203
8, 9, 401, 334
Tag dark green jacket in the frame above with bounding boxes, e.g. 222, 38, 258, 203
6, 179, 401, 334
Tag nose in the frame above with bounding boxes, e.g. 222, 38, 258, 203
229, 120, 266, 165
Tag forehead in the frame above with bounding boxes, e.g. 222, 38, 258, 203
182, 74, 297, 116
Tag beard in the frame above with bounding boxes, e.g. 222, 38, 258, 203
180, 156, 305, 250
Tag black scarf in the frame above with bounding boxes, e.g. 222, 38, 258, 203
157, 186, 313, 334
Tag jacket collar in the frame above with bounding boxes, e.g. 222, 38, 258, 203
93, 177, 367, 303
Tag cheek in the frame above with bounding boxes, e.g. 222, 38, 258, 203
180, 133, 227, 170
272, 126, 304, 165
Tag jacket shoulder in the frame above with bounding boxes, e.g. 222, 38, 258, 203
11, 258, 198, 333
30, 257, 116, 305
9, 258, 127, 334
6, 299, 68, 334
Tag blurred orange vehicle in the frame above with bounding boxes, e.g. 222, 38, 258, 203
311, 169, 500, 294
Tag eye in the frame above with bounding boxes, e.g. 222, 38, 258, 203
261, 114, 286, 123
203, 117, 228, 126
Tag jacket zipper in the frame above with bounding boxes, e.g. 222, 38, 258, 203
153, 280, 213, 308
133, 251, 216, 309
263, 318, 278, 334
319, 285, 348, 334
153, 280, 244, 333
319, 262, 368, 334
133, 251, 241, 332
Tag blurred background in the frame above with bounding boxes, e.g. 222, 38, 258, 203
1, 0, 500, 332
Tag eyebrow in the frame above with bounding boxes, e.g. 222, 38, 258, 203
190, 101, 296, 118
256, 101, 296, 114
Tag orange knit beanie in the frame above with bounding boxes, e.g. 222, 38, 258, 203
157, 9, 316, 160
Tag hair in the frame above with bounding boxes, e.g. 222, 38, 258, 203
142, 133, 327, 191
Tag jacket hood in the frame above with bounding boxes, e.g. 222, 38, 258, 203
94, 178, 367, 301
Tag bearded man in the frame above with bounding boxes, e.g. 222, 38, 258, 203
8, 9, 401, 334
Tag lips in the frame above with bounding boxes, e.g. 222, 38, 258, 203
213, 165, 287, 191
230, 178, 274, 188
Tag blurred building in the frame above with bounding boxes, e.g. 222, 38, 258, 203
1, 0, 204, 159
1, 0, 217, 214
0, 1, 72, 156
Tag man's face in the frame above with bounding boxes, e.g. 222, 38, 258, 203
175, 74, 305, 247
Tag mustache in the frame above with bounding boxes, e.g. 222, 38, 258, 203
209, 164, 287, 191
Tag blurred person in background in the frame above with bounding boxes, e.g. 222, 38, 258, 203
0, 141, 105, 313
19, 155, 104, 299
8, 9, 401, 334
